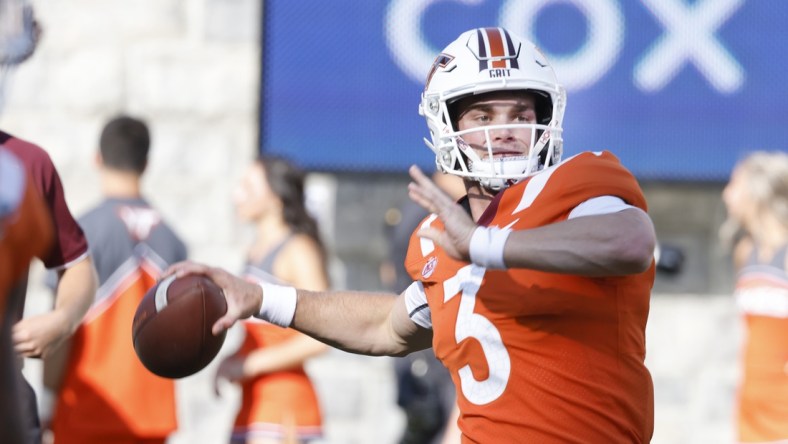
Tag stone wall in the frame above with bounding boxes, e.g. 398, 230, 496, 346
4, 1, 743, 443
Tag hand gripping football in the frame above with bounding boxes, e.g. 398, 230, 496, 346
132, 274, 227, 378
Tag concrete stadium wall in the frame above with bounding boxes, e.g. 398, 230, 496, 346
5, 1, 743, 443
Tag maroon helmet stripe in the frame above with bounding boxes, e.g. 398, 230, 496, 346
476, 29, 488, 71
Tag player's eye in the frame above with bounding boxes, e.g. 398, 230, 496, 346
514, 110, 535, 122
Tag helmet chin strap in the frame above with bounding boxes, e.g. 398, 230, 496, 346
472, 157, 531, 191
463, 122, 556, 191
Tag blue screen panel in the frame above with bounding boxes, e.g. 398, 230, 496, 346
261, 0, 788, 181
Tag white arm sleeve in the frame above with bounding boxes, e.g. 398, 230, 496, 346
567, 195, 634, 220
403, 281, 431, 329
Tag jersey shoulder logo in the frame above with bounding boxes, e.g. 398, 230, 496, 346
117, 206, 161, 241
422, 256, 438, 279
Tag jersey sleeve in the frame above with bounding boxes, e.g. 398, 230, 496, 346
497, 151, 648, 229
3, 134, 89, 269
552, 151, 648, 211
568, 196, 634, 219
403, 281, 431, 329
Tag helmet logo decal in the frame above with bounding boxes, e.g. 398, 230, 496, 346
422, 256, 438, 279
425, 53, 454, 90
476, 28, 519, 71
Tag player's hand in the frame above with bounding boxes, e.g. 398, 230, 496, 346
408, 165, 476, 261
12, 310, 71, 358
163, 261, 262, 336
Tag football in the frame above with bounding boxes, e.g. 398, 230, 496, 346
132, 274, 228, 379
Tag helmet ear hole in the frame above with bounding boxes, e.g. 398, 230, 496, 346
446, 96, 470, 129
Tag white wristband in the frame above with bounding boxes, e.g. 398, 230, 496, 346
255, 282, 297, 327
469, 226, 512, 269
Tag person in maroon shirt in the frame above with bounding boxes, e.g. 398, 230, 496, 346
2, 3, 96, 443
1, 130, 97, 444
0, 146, 53, 444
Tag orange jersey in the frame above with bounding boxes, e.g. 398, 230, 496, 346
0, 159, 53, 318
0, 146, 54, 320
734, 247, 788, 442
233, 319, 322, 439
232, 260, 322, 441
405, 152, 655, 443
52, 266, 177, 444
232, 319, 322, 441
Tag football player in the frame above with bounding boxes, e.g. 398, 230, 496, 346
167, 27, 657, 443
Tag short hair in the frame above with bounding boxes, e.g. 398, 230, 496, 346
99, 115, 150, 174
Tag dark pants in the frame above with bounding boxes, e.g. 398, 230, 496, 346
19, 374, 43, 444
396, 350, 456, 444
3, 280, 42, 444
1, 305, 41, 444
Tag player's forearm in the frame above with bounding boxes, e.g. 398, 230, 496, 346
54, 257, 97, 333
502, 208, 656, 276
290, 290, 408, 357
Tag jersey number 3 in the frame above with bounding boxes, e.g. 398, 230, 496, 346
443, 264, 511, 405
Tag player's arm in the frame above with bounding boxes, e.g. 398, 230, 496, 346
218, 235, 332, 385
52, 256, 97, 333
291, 285, 431, 356
14, 142, 98, 358
408, 165, 655, 276
495, 208, 655, 275
165, 262, 432, 357
13, 256, 97, 358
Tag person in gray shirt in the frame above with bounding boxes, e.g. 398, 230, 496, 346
45, 115, 186, 444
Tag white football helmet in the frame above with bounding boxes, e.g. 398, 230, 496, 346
419, 27, 566, 191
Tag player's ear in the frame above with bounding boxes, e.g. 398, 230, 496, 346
95, 151, 103, 167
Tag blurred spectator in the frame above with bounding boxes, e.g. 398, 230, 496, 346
1, 131, 97, 444
720, 151, 788, 443
0, 146, 53, 444
2, 4, 97, 442
45, 115, 187, 444
216, 155, 328, 444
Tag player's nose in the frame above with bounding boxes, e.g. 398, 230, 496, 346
489, 125, 515, 141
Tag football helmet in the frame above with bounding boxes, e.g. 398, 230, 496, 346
419, 27, 566, 190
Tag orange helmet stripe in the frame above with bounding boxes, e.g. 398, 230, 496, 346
484, 28, 508, 68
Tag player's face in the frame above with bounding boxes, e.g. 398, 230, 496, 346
454, 91, 538, 159
233, 163, 278, 222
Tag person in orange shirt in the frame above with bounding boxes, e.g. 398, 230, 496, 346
721, 151, 788, 443
215, 155, 328, 444
165, 27, 656, 443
